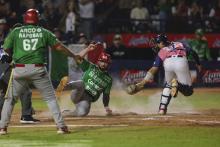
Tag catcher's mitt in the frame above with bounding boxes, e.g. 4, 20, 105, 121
126, 84, 138, 95
56, 76, 69, 98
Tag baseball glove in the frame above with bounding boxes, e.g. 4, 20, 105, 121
56, 76, 69, 98
126, 84, 138, 95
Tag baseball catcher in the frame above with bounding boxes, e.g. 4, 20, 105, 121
126, 34, 202, 115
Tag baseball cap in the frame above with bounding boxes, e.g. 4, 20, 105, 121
79, 33, 86, 38
195, 28, 204, 36
0, 18, 6, 24
113, 34, 122, 40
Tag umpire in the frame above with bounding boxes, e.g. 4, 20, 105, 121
0, 9, 77, 135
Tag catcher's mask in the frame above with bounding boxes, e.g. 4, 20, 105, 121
24, 9, 40, 24
149, 34, 170, 53
97, 52, 111, 70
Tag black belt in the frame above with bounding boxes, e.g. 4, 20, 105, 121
167, 55, 183, 58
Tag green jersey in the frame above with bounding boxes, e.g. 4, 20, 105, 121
188, 39, 212, 61
78, 59, 112, 102
3, 25, 59, 64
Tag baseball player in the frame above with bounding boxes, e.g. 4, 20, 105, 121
188, 28, 212, 61
0, 9, 79, 135
56, 44, 113, 117
126, 34, 202, 115
0, 22, 39, 124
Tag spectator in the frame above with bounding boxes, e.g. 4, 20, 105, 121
65, 0, 77, 34
78, 0, 95, 40
175, 0, 188, 17
41, 2, 62, 30
158, 0, 171, 32
130, 0, 150, 33
106, 34, 126, 59
187, 1, 203, 30
77, 32, 89, 45
207, 0, 220, 32
188, 28, 212, 61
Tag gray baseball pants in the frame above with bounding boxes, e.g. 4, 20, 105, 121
68, 80, 91, 116
0, 64, 66, 128
0, 64, 33, 117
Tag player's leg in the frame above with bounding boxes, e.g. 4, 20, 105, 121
72, 100, 91, 117
159, 70, 175, 115
158, 84, 172, 115
174, 58, 193, 96
159, 59, 176, 115
20, 88, 40, 124
31, 67, 67, 130
0, 70, 28, 134
66, 80, 91, 117
0, 80, 7, 119
68, 80, 85, 104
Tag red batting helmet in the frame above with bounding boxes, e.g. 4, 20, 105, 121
24, 9, 40, 24
98, 52, 111, 64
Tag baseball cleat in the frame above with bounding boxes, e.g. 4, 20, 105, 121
57, 126, 71, 134
20, 115, 40, 124
0, 128, 7, 135
171, 79, 178, 97
158, 109, 167, 115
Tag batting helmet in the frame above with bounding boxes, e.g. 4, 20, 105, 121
24, 9, 40, 24
154, 34, 169, 44
98, 52, 111, 64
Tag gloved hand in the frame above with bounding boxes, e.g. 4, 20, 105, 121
126, 82, 145, 95
126, 84, 138, 95
105, 107, 112, 116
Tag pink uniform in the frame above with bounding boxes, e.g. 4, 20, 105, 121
156, 42, 192, 86
158, 42, 187, 61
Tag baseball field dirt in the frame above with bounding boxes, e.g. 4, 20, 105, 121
1, 88, 220, 147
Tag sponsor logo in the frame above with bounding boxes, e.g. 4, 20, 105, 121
128, 36, 149, 47
120, 70, 147, 85
202, 70, 220, 83
213, 39, 220, 48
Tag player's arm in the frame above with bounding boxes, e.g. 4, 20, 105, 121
77, 43, 96, 58
126, 56, 161, 95
103, 79, 112, 115
102, 93, 112, 115
184, 44, 202, 72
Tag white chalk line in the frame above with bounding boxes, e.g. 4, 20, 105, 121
10, 124, 128, 128
143, 116, 220, 125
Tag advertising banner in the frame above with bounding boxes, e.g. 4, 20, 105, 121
99, 33, 220, 49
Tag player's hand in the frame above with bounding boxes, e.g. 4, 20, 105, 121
105, 107, 112, 116
88, 43, 97, 51
56, 76, 69, 99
